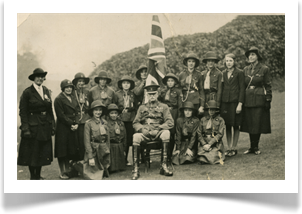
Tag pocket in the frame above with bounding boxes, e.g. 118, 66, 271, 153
254, 87, 266, 107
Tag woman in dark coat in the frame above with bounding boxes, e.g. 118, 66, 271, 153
172, 101, 199, 165
54, 79, 81, 179
241, 47, 272, 155
220, 53, 245, 157
18, 68, 55, 180
72, 72, 91, 160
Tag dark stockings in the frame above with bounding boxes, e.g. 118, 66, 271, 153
28, 166, 42, 180
249, 133, 261, 149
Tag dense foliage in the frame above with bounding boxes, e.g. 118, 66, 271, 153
89, 15, 285, 90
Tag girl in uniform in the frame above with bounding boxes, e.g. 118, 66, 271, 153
172, 101, 199, 165
106, 104, 127, 172
220, 53, 245, 157
113, 75, 137, 165
193, 100, 225, 165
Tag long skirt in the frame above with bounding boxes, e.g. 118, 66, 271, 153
76, 124, 86, 160
109, 143, 126, 172
18, 138, 53, 166
172, 139, 196, 165
220, 102, 243, 126
197, 141, 225, 164
240, 107, 271, 134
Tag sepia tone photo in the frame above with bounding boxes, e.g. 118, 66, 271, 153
17, 13, 285, 181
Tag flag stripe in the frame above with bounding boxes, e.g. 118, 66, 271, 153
148, 47, 165, 54
148, 52, 166, 58
150, 39, 164, 49
151, 25, 162, 38
152, 15, 160, 22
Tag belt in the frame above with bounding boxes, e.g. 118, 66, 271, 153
30, 111, 47, 116
204, 88, 217, 93
92, 140, 106, 144
247, 86, 256, 89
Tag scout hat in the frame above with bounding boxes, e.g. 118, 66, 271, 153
183, 52, 200, 68
144, 83, 160, 93
94, 71, 112, 84
60, 79, 74, 91
225, 53, 236, 60
202, 51, 219, 63
28, 68, 47, 81
245, 46, 263, 61
204, 100, 220, 110
135, 65, 148, 80
180, 101, 196, 112
88, 100, 107, 117
162, 73, 179, 86
107, 103, 121, 114
117, 75, 135, 90
72, 72, 90, 85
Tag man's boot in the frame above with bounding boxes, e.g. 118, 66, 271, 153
160, 142, 173, 176
132, 145, 140, 180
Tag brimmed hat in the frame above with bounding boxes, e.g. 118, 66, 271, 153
204, 100, 219, 110
180, 101, 195, 111
144, 83, 160, 93
183, 52, 200, 68
202, 51, 219, 63
88, 100, 107, 117
60, 79, 74, 91
72, 72, 90, 85
118, 75, 135, 90
225, 53, 236, 60
28, 68, 47, 81
135, 65, 148, 80
94, 71, 112, 84
162, 73, 179, 85
245, 46, 263, 61
107, 103, 121, 114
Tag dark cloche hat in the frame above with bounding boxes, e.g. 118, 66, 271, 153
162, 73, 179, 86
94, 71, 112, 84
72, 72, 90, 85
107, 103, 121, 114
245, 46, 263, 61
118, 75, 135, 90
202, 51, 220, 64
28, 68, 48, 81
88, 100, 107, 117
135, 65, 148, 80
183, 52, 200, 68
204, 100, 220, 110
60, 79, 74, 91
180, 101, 196, 111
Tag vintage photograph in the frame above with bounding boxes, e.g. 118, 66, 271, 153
17, 13, 285, 181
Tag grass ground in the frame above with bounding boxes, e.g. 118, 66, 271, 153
17, 91, 285, 180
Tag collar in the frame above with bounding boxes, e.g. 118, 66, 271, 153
92, 117, 102, 124
33, 83, 42, 90
186, 68, 196, 75
147, 100, 159, 107
250, 61, 259, 69
98, 85, 107, 91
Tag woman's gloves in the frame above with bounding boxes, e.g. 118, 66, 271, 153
23, 130, 31, 138
89, 158, 95, 166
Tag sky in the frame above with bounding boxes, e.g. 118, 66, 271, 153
17, 13, 237, 82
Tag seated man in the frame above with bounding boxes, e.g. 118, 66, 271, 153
132, 83, 174, 180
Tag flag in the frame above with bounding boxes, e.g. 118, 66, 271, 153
146, 15, 166, 87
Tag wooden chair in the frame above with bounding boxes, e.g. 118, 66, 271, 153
140, 140, 174, 173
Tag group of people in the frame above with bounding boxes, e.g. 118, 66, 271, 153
18, 47, 272, 180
